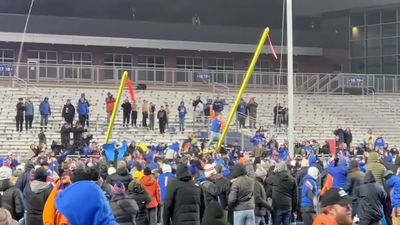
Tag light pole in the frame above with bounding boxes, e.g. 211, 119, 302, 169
286, 0, 295, 156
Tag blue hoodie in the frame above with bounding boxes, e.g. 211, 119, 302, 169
56, 181, 118, 225
303, 146, 313, 154
210, 118, 221, 133
301, 175, 317, 207
387, 175, 400, 208
374, 137, 385, 149
278, 147, 289, 161
308, 154, 317, 167
158, 171, 174, 203
250, 134, 266, 146
77, 102, 89, 116
39, 100, 51, 115
327, 157, 348, 188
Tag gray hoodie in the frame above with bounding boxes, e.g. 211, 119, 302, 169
30, 180, 50, 194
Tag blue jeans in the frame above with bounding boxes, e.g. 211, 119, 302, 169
40, 114, 49, 127
179, 117, 185, 131
255, 215, 266, 225
207, 131, 221, 147
234, 209, 255, 225
273, 209, 291, 225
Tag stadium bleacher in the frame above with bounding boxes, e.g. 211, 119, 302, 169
0, 85, 399, 157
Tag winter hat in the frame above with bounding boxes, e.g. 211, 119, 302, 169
107, 167, 116, 176
112, 182, 126, 196
308, 167, 319, 180
301, 158, 309, 168
0, 208, 18, 225
204, 164, 217, 178
348, 160, 359, 171
274, 161, 287, 172
0, 166, 12, 180
143, 167, 152, 176
231, 164, 247, 178
255, 166, 268, 178
176, 164, 191, 180
162, 164, 172, 173
133, 171, 144, 180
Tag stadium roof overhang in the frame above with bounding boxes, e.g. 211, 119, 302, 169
0, 31, 323, 56
0, 13, 323, 56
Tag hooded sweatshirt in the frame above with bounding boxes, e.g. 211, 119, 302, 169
386, 174, 400, 208
26, 180, 52, 225
365, 152, 386, 183
43, 177, 71, 225
357, 171, 386, 223
163, 164, 205, 225
56, 181, 118, 225
327, 157, 348, 188
158, 170, 174, 203
140, 175, 161, 209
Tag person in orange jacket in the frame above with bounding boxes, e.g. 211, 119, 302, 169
140, 167, 161, 225
313, 188, 353, 225
43, 176, 72, 225
105, 92, 116, 123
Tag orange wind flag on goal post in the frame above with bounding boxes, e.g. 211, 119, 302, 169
127, 78, 136, 101
268, 36, 278, 60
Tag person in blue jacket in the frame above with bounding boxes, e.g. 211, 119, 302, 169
278, 144, 289, 161
250, 130, 266, 147
77, 98, 89, 128
327, 157, 348, 189
207, 114, 222, 148
39, 97, 51, 131
302, 141, 314, 155
385, 170, 400, 225
177, 101, 187, 133
212, 96, 224, 113
301, 167, 319, 225
236, 99, 248, 128
158, 164, 175, 204
56, 180, 119, 225
374, 134, 385, 150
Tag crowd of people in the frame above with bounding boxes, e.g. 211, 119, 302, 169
0, 123, 399, 225
16, 91, 264, 140
10, 92, 400, 225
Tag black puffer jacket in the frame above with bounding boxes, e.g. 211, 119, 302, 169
254, 177, 272, 217
163, 164, 205, 225
110, 195, 139, 225
356, 171, 387, 224
25, 181, 52, 225
128, 181, 151, 225
266, 170, 297, 212
0, 179, 24, 220
107, 168, 133, 189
